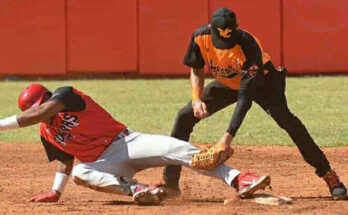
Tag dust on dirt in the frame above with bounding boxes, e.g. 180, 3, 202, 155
0, 142, 347, 215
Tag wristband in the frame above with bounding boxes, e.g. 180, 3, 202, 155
0, 115, 19, 131
191, 99, 202, 108
52, 172, 69, 194
191, 86, 202, 102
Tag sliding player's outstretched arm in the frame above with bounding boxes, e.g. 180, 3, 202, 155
0, 100, 64, 130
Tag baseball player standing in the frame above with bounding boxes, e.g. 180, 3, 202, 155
0, 83, 270, 205
161, 8, 347, 200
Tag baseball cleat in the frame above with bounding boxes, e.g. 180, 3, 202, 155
234, 172, 271, 198
132, 186, 167, 205
323, 169, 347, 200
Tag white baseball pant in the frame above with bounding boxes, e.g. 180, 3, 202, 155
72, 130, 241, 195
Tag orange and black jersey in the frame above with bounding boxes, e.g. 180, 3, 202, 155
183, 24, 273, 137
183, 24, 270, 90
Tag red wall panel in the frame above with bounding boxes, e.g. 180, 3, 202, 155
67, 0, 137, 73
0, 0, 66, 75
138, 0, 209, 75
283, 0, 348, 73
209, 0, 282, 67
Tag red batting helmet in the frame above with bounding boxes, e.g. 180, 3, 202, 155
18, 84, 51, 111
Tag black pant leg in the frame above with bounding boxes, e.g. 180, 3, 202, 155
254, 64, 331, 177
170, 102, 200, 141
163, 80, 239, 187
171, 80, 239, 140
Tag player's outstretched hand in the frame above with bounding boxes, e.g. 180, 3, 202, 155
216, 133, 234, 164
29, 190, 61, 202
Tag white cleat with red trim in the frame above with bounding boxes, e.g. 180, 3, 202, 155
132, 185, 167, 205
234, 172, 271, 198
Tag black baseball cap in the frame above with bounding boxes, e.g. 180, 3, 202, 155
211, 8, 238, 49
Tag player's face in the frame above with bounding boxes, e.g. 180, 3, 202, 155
41, 93, 55, 125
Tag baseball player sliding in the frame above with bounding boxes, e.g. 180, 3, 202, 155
0, 84, 270, 205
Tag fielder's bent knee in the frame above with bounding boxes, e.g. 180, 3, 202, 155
177, 105, 194, 121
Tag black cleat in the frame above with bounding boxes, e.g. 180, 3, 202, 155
323, 169, 347, 200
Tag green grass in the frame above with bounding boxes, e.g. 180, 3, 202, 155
0, 76, 347, 147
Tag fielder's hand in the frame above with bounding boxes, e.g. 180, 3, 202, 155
216, 143, 234, 165
29, 190, 61, 202
216, 133, 234, 164
192, 100, 209, 119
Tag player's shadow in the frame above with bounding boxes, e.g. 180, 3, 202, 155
187, 199, 224, 203
102, 200, 134, 205
103, 200, 166, 206
291, 196, 343, 201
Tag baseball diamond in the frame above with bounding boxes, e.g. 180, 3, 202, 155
0, 2, 347, 215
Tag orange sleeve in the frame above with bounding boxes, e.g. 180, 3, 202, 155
191, 86, 203, 102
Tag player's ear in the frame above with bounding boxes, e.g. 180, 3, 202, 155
42, 92, 52, 103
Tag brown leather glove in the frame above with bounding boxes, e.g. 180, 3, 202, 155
191, 143, 234, 170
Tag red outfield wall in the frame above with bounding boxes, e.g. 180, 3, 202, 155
138, 0, 208, 75
0, 0, 347, 75
283, 0, 348, 73
0, 0, 66, 75
67, 0, 137, 73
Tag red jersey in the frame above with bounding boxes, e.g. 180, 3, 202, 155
40, 87, 126, 162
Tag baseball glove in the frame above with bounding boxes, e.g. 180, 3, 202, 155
191, 143, 234, 170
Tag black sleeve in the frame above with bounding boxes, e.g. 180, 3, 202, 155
182, 34, 205, 69
226, 31, 265, 136
239, 31, 265, 92
41, 137, 74, 162
226, 90, 252, 136
47, 86, 86, 112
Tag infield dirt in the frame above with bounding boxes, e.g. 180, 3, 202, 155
0, 142, 347, 215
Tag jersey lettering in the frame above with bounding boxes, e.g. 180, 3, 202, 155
187, 26, 271, 90
40, 87, 127, 162
209, 59, 240, 79
54, 114, 79, 147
